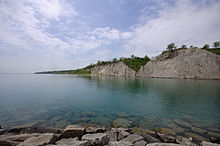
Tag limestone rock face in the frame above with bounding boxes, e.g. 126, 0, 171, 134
91, 62, 136, 76
137, 47, 220, 80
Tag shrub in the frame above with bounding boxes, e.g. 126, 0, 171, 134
167, 43, 177, 50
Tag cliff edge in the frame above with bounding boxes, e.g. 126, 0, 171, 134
90, 61, 136, 76
136, 47, 220, 79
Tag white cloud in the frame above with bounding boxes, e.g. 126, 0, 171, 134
121, 32, 133, 39
125, 0, 220, 57
90, 27, 121, 40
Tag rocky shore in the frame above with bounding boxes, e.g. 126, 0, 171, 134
0, 124, 219, 146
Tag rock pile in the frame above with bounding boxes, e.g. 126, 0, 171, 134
0, 124, 219, 146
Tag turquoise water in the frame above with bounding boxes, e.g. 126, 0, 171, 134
0, 74, 220, 134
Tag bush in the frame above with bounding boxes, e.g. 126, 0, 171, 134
202, 44, 210, 50
181, 45, 187, 49
167, 43, 177, 50
213, 41, 220, 48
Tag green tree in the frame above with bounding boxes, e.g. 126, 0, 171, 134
181, 45, 187, 49
202, 44, 210, 50
112, 58, 118, 63
167, 43, 177, 50
213, 41, 220, 48
97, 60, 101, 65
131, 54, 135, 59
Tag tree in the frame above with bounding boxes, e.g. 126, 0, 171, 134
213, 41, 220, 48
202, 44, 210, 50
181, 45, 187, 49
97, 60, 101, 65
112, 58, 118, 63
131, 54, 135, 59
167, 43, 177, 50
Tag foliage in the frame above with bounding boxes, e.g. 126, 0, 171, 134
167, 43, 177, 50
202, 44, 210, 50
202, 48, 220, 55
181, 45, 187, 49
213, 41, 220, 48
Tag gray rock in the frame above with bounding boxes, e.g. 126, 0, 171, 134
118, 131, 130, 140
0, 133, 33, 145
208, 132, 220, 141
111, 128, 129, 133
0, 129, 6, 135
56, 138, 89, 146
86, 126, 106, 133
136, 133, 160, 143
155, 128, 176, 136
120, 134, 144, 144
146, 143, 182, 146
156, 132, 175, 143
185, 132, 209, 142
108, 141, 133, 146
18, 133, 56, 146
105, 131, 118, 141
60, 125, 85, 139
134, 140, 147, 146
113, 118, 133, 128
176, 136, 198, 146
200, 141, 220, 146
81, 133, 109, 145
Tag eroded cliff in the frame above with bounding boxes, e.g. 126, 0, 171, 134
136, 47, 220, 79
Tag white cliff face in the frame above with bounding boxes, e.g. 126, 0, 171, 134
90, 61, 136, 76
136, 47, 220, 79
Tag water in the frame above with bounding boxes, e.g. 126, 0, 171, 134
0, 74, 220, 136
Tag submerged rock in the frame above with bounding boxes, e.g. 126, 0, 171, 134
168, 123, 184, 134
113, 118, 133, 128
81, 133, 109, 145
131, 127, 155, 135
185, 132, 208, 142
156, 128, 176, 136
173, 119, 192, 128
208, 132, 220, 143
18, 133, 56, 146
191, 127, 207, 134
60, 125, 85, 139
156, 132, 176, 143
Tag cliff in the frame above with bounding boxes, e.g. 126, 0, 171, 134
90, 61, 136, 76
136, 47, 220, 79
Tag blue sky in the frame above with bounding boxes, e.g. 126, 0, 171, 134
0, 0, 219, 73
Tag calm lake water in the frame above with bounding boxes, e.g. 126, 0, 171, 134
0, 74, 220, 136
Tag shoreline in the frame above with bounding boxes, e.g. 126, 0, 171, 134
0, 124, 220, 146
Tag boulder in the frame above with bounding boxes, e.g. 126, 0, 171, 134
191, 127, 207, 134
108, 141, 133, 146
111, 128, 129, 133
156, 128, 176, 136
200, 141, 220, 146
176, 136, 198, 146
0, 133, 33, 145
131, 128, 155, 135
208, 132, 220, 140
146, 143, 182, 146
86, 126, 106, 133
156, 132, 175, 143
81, 133, 109, 145
120, 134, 144, 144
18, 133, 56, 146
173, 119, 192, 128
105, 131, 117, 141
56, 137, 89, 146
118, 131, 130, 140
0, 129, 6, 135
133, 140, 147, 146
60, 125, 85, 139
185, 132, 208, 142
113, 118, 133, 128
136, 133, 160, 143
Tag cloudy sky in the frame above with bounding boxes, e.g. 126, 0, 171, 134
0, 0, 219, 73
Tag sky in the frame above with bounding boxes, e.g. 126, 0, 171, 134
0, 0, 219, 73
